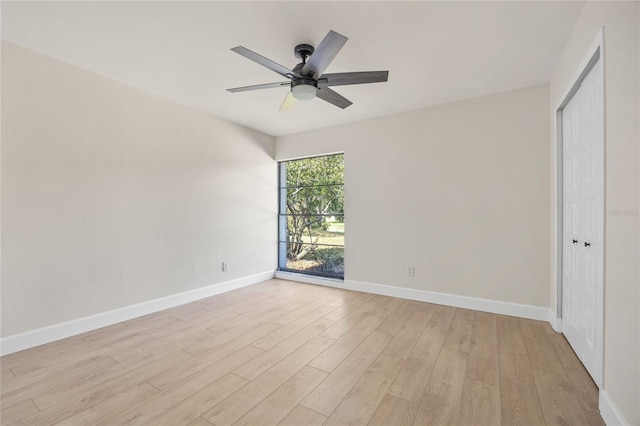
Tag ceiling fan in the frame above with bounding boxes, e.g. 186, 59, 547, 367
226, 30, 389, 111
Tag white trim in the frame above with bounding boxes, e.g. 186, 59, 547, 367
275, 151, 345, 163
556, 28, 605, 109
599, 390, 630, 426
276, 271, 548, 321
0, 270, 275, 356
553, 26, 605, 388
275, 271, 345, 287
548, 309, 563, 333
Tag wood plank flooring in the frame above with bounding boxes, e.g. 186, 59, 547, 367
0, 279, 604, 425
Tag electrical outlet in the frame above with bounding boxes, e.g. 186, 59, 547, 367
222, 261, 228, 272
408, 266, 415, 277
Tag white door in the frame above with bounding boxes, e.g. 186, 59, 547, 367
562, 57, 603, 386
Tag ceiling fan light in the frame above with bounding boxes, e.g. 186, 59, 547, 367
291, 81, 318, 101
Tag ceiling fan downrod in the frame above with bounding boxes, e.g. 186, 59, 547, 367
294, 43, 314, 65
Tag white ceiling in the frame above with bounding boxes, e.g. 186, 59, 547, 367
1, 1, 584, 137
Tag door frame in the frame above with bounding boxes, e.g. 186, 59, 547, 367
553, 27, 605, 387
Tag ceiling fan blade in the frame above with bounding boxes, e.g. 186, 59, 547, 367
301, 30, 348, 79
316, 88, 352, 109
320, 71, 389, 87
227, 81, 290, 93
279, 91, 297, 112
231, 46, 301, 78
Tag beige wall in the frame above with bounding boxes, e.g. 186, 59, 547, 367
549, 2, 640, 424
1, 42, 277, 337
277, 84, 550, 308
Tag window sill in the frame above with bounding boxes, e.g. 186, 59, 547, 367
274, 270, 345, 287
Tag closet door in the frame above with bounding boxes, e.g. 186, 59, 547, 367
562, 57, 603, 386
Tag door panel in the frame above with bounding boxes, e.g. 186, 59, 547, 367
561, 57, 603, 387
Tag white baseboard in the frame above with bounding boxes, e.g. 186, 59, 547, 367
599, 390, 630, 426
548, 310, 563, 332
275, 272, 549, 322
0, 270, 275, 356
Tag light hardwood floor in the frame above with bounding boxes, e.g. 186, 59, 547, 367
0, 279, 604, 425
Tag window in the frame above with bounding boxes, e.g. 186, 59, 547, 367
278, 154, 344, 279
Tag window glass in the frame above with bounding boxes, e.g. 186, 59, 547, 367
278, 154, 344, 279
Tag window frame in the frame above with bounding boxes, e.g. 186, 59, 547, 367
277, 153, 345, 280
